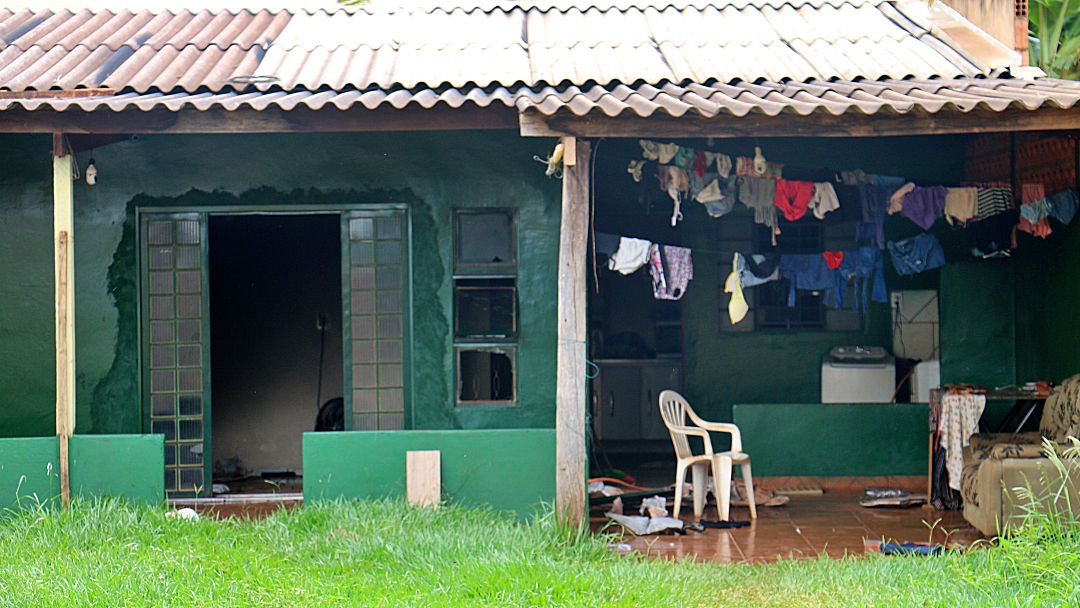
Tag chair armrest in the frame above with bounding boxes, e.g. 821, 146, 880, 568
685, 411, 743, 453
991, 443, 1047, 459
666, 424, 714, 457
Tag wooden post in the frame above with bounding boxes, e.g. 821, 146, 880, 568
555, 140, 591, 527
53, 134, 75, 508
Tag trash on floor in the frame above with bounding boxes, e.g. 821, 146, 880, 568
863, 538, 964, 555
640, 495, 669, 518
731, 479, 790, 507
859, 487, 927, 508
697, 519, 751, 529
605, 512, 685, 535
166, 507, 201, 522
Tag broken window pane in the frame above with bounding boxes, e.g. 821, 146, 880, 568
457, 348, 515, 403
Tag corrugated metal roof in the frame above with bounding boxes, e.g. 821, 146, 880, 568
0, 0, 1009, 93
4, 78, 1079, 118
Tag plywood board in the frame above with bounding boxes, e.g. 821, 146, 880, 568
406, 450, 441, 508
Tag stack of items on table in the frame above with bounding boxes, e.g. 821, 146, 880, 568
605, 141, 1080, 316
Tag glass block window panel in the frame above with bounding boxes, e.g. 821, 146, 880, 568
456, 211, 514, 267
346, 211, 408, 430
142, 215, 208, 496
457, 348, 515, 403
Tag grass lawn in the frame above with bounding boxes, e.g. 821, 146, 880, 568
0, 499, 1078, 607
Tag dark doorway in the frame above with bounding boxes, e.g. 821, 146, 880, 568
209, 213, 343, 491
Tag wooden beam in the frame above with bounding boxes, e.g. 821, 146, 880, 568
555, 140, 591, 527
406, 450, 441, 509
0, 104, 520, 134
523, 107, 1080, 139
54, 140, 75, 509
561, 136, 577, 167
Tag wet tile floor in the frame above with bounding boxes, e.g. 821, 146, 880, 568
591, 490, 984, 563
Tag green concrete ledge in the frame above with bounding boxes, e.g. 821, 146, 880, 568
303, 429, 556, 518
0, 434, 164, 510
732, 403, 929, 477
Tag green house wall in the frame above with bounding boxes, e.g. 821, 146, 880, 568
0, 131, 561, 438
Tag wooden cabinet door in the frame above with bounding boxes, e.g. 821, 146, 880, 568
593, 365, 642, 440
641, 362, 682, 440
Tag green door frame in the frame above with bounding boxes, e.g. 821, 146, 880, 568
137, 204, 412, 497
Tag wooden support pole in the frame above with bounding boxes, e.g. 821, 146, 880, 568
53, 133, 75, 508
555, 140, 591, 527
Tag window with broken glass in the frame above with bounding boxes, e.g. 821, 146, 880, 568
453, 210, 518, 405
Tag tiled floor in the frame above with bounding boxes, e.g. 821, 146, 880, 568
592, 490, 983, 563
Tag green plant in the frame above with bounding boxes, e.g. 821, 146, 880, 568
1029, 0, 1080, 79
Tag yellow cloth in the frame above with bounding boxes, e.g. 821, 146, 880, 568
944, 188, 978, 225
724, 254, 748, 324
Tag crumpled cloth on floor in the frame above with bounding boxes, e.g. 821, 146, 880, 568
939, 393, 986, 491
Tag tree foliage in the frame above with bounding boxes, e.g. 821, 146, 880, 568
1029, 0, 1080, 79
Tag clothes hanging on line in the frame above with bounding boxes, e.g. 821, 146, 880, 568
944, 188, 978, 226
901, 186, 948, 231
887, 233, 946, 276
773, 179, 815, 222
649, 245, 694, 300
970, 209, 1019, 258
888, 182, 915, 214
975, 187, 1012, 219
656, 165, 689, 226
858, 181, 903, 250
736, 156, 783, 179
607, 237, 652, 274
725, 254, 749, 324
735, 252, 780, 288
739, 176, 779, 230
1048, 188, 1078, 225
808, 182, 840, 219
778, 254, 841, 308
823, 251, 844, 269
837, 246, 888, 312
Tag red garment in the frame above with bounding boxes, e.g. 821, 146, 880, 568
693, 150, 708, 177
1017, 216, 1052, 238
823, 251, 844, 269
773, 179, 815, 221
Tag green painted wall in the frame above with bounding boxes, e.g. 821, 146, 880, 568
303, 429, 555, 517
0, 434, 163, 510
0, 131, 562, 438
940, 262, 1016, 388
0, 436, 58, 509
69, 434, 164, 503
1013, 221, 1080, 383
733, 403, 928, 476
0, 134, 55, 437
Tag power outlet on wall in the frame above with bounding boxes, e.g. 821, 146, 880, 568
891, 292, 903, 309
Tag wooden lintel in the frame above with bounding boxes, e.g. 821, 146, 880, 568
555, 140, 592, 528
537, 107, 1080, 139
0, 104, 520, 135
519, 111, 565, 137
0, 88, 116, 99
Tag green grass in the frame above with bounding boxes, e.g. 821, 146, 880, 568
0, 497, 1078, 607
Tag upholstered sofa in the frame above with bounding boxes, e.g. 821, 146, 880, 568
961, 375, 1080, 536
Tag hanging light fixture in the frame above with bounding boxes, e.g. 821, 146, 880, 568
85, 158, 98, 185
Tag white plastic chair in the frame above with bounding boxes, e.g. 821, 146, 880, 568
658, 390, 756, 521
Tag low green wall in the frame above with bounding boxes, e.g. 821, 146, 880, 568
303, 429, 556, 518
0, 436, 58, 509
0, 434, 164, 510
732, 403, 928, 476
